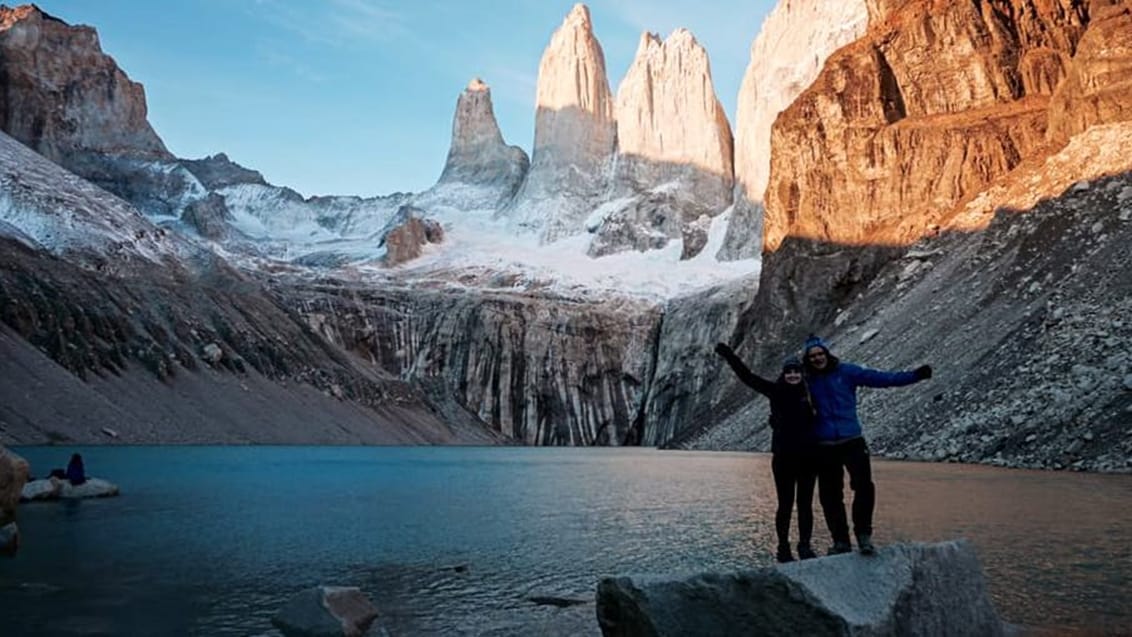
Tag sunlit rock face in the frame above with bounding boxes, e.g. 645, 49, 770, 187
433, 78, 529, 209
1047, 2, 1132, 145
0, 5, 169, 162
504, 4, 617, 242
589, 29, 734, 258
719, 0, 868, 260
761, 0, 1115, 252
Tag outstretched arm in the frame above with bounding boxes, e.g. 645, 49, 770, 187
714, 343, 776, 396
848, 363, 932, 388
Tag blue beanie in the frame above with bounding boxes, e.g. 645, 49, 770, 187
803, 335, 829, 353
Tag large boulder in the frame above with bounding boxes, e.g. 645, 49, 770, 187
596, 540, 1002, 637
0, 445, 28, 522
272, 586, 380, 637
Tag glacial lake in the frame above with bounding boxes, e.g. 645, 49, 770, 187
1, 446, 1130, 636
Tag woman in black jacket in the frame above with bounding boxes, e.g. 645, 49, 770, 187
715, 343, 818, 562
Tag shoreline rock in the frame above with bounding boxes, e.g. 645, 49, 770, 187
20, 477, 119, 502
596, 540, 1002, 636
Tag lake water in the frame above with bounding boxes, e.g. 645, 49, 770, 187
1, 447, 1130, 636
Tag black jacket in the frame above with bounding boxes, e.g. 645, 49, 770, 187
717, 348, 817, 454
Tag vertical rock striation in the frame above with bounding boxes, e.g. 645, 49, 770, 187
589, 29, 734, 258
294, 282, 663, 446
719, 0, 869, 260
504, 4, 616, 242
432, 78, 529, 209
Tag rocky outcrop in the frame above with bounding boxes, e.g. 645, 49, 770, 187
593, 29, 733, 257
272, 586, 380, 637
504, 4, 616, 242
180, 153, 267, 191
379, 206, 444, 266
0, 4, 169, 163
433, 78, 529, 209
596, 540, 1002, 637
0, 445, 27, 556
0, 446, 27, 522
719, 0, 868, 260
181, 192, 233, 240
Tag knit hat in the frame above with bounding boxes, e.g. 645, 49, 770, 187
782, 355, 803, 371
803, 335, 829, 354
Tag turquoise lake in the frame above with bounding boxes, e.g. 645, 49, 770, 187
1, 446, 1129, 635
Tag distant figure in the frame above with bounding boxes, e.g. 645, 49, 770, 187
802, 335, 931, 556
715, 343, 819, 563
65, 453, 86, 485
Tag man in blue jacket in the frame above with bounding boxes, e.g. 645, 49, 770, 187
803, 336, 931, 555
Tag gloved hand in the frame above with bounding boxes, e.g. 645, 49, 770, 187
714, 343, 733, 357
914, 365, 933, 380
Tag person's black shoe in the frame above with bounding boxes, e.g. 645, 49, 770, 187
797, 543, 817, 560
827, 541, 852, 556
776, 544, 795, 563
856, 534, 876, 555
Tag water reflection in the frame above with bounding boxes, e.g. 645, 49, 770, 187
1, 447, 1129, 636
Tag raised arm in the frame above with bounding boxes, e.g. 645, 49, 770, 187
714, 343, 776, 396
847, 363, 932, 388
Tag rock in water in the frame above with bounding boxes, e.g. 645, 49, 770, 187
595, 540, 1002, 637
272, 586, 380, 637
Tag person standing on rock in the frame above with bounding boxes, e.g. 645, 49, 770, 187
802, 335, 931, 556
715, 343, 819, 563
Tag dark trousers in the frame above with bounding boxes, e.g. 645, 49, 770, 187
817, 437, 875, 544
771, 452, 817, 548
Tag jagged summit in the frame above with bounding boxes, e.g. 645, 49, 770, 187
503, 2, 616, 241
587, 25, 735, 257
432, 77, 529, 208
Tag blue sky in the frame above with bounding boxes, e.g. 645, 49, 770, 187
35, 0, 777, 197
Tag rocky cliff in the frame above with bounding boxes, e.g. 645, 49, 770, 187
503, 4, 617, 242
589, 29, 733, 258
762, 0, 1118, 251
0, 4, 169, 162
719, 0, 869, 260
684, 1, 1132, 473
432, 78, 529, 209
289, 278, 663, 446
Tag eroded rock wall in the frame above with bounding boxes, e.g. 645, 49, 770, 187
293, 282, 664, 446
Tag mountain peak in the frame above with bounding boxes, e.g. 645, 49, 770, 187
565, 3, 592, 29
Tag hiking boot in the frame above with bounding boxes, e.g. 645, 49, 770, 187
776, 544, 795, 563
827, 541, 852, 556
856, 534, 876, 555
797, 543, 817, 560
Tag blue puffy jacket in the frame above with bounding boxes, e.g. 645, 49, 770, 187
806, 358, 919, 442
